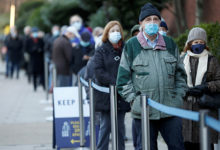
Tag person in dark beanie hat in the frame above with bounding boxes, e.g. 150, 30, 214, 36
159, 20, 168, 36
117, 2, 186, 150
139, 3, 161, 22
130, 24, 140, 36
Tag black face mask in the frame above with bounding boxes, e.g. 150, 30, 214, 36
191, 44, 206, 54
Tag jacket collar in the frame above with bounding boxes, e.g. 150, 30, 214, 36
102, 41, 123, 53
137, 32, 166, 50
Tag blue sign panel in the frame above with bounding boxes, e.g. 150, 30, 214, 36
55, 117, 90, 148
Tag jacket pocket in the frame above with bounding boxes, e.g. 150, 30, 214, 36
132, 59, 150, 80
164, 57, 177, 88
164, 57, 177, 76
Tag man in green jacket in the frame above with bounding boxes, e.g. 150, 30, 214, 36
116, 3, 187, 150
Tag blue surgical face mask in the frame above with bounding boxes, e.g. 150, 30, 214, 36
159, 31, 167, 36
32, 32, 38, 38
144, 23, 159, 36
53, 30, 60, 37
108, 32, 121, 44
80, 40, 90, 47
72, 22, 82, 31
191, 44, 206, 54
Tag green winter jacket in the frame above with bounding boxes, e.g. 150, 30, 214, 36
116, 32, 187, 119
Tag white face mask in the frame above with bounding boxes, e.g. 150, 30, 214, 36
159, 30, 167, 36
108, 32, 121, 44
71, 22, 82, 31
95, 36, 102, 44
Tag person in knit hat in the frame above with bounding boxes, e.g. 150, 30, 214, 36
117, 2, 187, 150
159, 20, 168, 36
181, 27, 220, 150
130, 24, 140, 36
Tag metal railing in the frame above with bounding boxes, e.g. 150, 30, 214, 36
55, 74, 220, 150
141, 97, 220, 150
79, 77, 118, 150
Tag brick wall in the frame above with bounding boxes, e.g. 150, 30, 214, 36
161, 0, 220, 35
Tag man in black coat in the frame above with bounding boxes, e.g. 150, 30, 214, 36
4, 26, 23, 79
26, 27, 45, 91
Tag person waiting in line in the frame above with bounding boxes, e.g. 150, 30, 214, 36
69, 14, 94, 45
93, 21, 130, 150
130, 24, 140, 37
159, 20, 168, 36
26, 27, 45, 91
181, 27, 220, 150
52, 26, 75, 87
72, 31, 94, 78
4, 26, 23, 79
92, 27, 104, 49
44, 25, 60, 60
116, 3, 187, 150
23, 26, 32, 83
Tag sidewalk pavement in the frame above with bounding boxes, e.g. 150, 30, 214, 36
0, 60, 168, 150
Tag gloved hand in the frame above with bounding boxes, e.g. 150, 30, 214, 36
193, 84, 209, 93
187, 87, 203, 97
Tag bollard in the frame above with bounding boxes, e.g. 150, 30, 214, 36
199, 110, 210, 150
141, 94, 150, 150
44, 54, 49, 100
89, 79, 96, 150
110, 85, 118, 150
78, 76, 85, 147
52, 65, 57, 87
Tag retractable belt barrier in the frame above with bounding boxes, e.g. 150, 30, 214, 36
78, 77, 220, 150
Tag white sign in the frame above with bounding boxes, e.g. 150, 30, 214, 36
53, 87, 89, 118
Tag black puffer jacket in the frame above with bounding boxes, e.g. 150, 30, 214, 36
93, 41, 130, 112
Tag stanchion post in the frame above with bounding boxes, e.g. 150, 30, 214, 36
44, 54, 49, 100
110, 85, 118, 150
141, 94, 150, 150
199, 110, 210, 150
52, 64, 57, 148
78, 76, 85, 147
52, 65, 57, 87
89, 79, 96, 150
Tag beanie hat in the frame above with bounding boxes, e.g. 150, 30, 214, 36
160, 21, 168, 30
131, 24, 140, 36
186, 27, 207, 44
139, 3, 161, 21
81, 31, 91, 42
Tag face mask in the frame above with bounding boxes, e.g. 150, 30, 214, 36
32, 32, 38, 38
191, 44, 206, 54
72, 22, 82, 31
11, 32, 17, 38
53, 30, 60, 37
80, 41, 90, 47
144, 23, 159, 36
95, 36, 102, 45
159, 31, 167, 36
109, 32, 121, 44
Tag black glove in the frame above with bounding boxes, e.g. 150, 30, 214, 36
193, 84, 208, 93
187, 87, 203, 97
